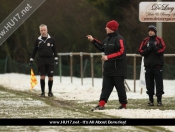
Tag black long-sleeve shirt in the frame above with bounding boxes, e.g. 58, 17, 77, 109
31, 34, 58, 59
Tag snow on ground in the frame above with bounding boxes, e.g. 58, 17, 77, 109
0, 73, 175, 131
0, 73, 174, 102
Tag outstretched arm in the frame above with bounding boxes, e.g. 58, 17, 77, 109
86, 35, 104, 52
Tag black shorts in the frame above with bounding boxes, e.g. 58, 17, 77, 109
37, 57, 54, 77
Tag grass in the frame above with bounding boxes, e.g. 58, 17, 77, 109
0, 85, 173, 132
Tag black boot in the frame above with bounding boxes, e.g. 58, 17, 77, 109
148, 95, 154, 106
157, 95, 163, 106
40, 92, 45, 97
148, 101, 154, 106
48, 92, 54, 97
91, 105, 105, 111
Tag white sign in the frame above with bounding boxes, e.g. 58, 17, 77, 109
140, 57, 146, 89
139, 2, 175, 22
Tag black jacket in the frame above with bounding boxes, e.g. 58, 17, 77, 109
92, 31, 127, 78
138, 35, 166, 68
31, 34, 58, 59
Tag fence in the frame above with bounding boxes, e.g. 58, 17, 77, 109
57, 52, 175, 92
0, 53, 174, 92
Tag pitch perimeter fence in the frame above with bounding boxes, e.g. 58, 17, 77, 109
0, 53, 175, 92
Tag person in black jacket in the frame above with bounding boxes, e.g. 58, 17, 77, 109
29, 24, 58, 97
139, 25, 166, 106
86, 20, 127, 110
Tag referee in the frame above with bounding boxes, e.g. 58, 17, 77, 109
29, 24, 58, 97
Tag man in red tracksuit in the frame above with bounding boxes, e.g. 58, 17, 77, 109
86, 20, 127, 110
139, 25, 166, 106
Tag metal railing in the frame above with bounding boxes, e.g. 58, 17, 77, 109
58, 52, 103, 86
57, 52, 175, 92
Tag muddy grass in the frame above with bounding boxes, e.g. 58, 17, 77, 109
0, 86, 172, 132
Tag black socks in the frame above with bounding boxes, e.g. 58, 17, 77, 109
40, 79, 45, 93
40, 79, 53, 93
48, 80, 53, 92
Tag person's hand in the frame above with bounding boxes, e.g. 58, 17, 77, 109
147, 45, 152, 51
147, 42, 154, 51
54, 60, 58, 68
54, 58, 58, 68
149, 41, 154, 46
101, 55, 108, 61
29, 58, 33, 69
86, 35, 94, 42
153, 43, 159, 51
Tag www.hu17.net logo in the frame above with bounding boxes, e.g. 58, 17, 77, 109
0, 0, 46, 46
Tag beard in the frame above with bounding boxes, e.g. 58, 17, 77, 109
41, 33, 48, 37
